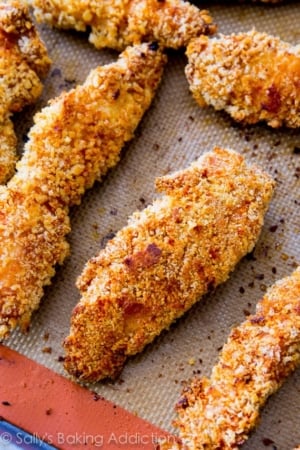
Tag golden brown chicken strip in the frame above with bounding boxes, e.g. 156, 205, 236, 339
0, 42, 166, 339
63, 147, 274, 382
0, 0, 51, 183
160, 267, 300, 450
185, 30, 300, 128
26, 0, 216, 51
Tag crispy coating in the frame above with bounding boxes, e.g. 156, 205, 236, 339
0, 120, 17, 184
0, 43, 166, 339
161, 267, 300, 450
0, 0, 51, 183
185, 30, 300, 128
26, 0, 216, 51
63, 147, 274, 382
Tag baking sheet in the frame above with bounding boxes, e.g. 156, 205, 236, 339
5, 1, 300, 449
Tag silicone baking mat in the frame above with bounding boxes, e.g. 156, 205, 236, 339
3, 1, 300, 449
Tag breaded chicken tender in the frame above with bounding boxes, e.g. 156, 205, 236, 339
185, 30, 300, 128
0, 43, 166, 339
63, 147, 275, 382
160, 268, 300, 450
0, 0, 51, 183
26, 0, 216, 51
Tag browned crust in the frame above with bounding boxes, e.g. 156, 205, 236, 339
63, 147, 275, 382
185, 30, 300, 128
27, 0, 216, 50
0, 43, 166, 339
0, 0, 51, 183
168, 267, 300, 450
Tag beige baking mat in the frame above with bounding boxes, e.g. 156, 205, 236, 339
5, 1, 300, 449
